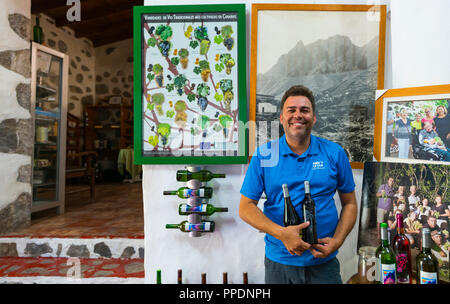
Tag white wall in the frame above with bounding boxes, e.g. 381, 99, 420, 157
143, 0, 450, 284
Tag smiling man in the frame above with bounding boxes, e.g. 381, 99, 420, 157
239, 85, 357, 284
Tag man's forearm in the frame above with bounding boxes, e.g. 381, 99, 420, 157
239, 197, 283, 240
333, 191, 358, 246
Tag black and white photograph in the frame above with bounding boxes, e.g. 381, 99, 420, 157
251, 5, 386, 166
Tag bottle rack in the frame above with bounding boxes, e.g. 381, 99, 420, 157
186, 165, 203, 238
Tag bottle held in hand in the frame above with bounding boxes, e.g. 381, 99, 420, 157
301, 181, 318, 244
282, 184, 301, 230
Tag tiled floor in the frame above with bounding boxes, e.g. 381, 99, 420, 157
1, 182, 144, 239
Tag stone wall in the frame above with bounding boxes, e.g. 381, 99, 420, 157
31, 13, 95, 118
94, 39, 133, 104
0, 0, 32, 235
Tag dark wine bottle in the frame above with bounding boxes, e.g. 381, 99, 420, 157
376, 223, 396, 284
163, 186, 213, 199
301, 181, 318, 244
243, 272, 248, 284
282, 184, 301, 228
165, 220, 215, 232
201, 272, 207, 284
176, 170, 225, 182
156, 269, 162, 284
33, 16, 43, 44
223, 272, 228, 284
178, 203, 228, 216
178, 269, 182, 284
392, 213, 412, 284
416, 228, 439, 284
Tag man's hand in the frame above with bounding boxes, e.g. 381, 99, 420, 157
279, 222, 311, 256
309, 237, 342, 258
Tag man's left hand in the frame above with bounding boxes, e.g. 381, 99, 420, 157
309, 237, 341, 258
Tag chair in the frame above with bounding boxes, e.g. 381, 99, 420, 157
410, 128, 441, 161
66, 113, 97, 202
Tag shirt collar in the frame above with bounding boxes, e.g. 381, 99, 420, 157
280, 134, 319, 157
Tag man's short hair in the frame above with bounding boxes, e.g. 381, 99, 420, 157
280, 85, 315, 113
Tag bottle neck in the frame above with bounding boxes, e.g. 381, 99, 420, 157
165, 224, 180, 229
36, 17, 40, 26
381, 227, 389, 246
213, 173, 225, 178
215, 207, 228, 212
163, 190, 177, 195
396, 216, 404, 234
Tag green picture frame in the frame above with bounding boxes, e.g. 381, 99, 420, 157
133, 4, 248, 164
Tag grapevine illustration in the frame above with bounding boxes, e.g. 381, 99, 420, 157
142, 13, 239, 155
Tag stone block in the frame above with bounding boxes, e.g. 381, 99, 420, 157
0, 49, 31, 78
8, 14, 30, 41
0, 192, 31, 235
0, 243, 19, 257
94, 242, 112, 258
120, 247, 136, 259
15, 83, 31, 110
66, 245, 90, 258
24, 243, 53, 257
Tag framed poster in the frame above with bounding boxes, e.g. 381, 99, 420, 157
133, 4, 247, 164
374, 84, 450, 165
358, 162, 449, 283
250, 4, 386, 168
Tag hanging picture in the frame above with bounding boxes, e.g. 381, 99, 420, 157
358, 162, 449, 283
373, 84, 450, 165
133, 4, 247, 164
249, 4, 387, 168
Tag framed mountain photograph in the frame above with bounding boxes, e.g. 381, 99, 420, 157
249, 4, 387, 168
133, 4, 248, 164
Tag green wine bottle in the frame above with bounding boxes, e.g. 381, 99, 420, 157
156, 269, 161, 284
163, 186, 213, 199
416, 228, 439, 284
165, 220, 215, 232
33, 16, 43, 44
376, 223, 396, 284
176, 169, 225, 182
178, 203, 228, 216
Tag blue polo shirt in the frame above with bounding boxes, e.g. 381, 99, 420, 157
240, 134, 355, 266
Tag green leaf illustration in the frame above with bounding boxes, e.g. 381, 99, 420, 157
148, 135, 159, 147
166, 110, 175, 118
147, 37, 157, 47
214, 92, 223, 102
214, 35, 224, 44
215, 63, 224, 72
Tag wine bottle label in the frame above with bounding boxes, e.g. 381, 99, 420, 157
419, 271, 437, 284
181, 205, 207, 213
381, 263, 396, 284
183, 222, 211, 232
395, 253, 410, 283
182, 189, 205, 197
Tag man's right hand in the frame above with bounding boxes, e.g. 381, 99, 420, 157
279, 222, 311, 256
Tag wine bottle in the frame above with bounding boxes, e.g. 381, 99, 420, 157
376, 223, 396, 284
156, 269, 162, 284
282, 184, 301, 228
301, 181, 318, 244
176, 169, 225, 182
178, 203, 228, 216
33, 16, 43, 44
392, 213, 412, 284
163, 186, 213, 199
201, 272, 207, 284
416, 228, 439, 284
165, 220, 215, 232
178, 269, 182, 284
243, 272, 248, 284
223, 272, 228, 284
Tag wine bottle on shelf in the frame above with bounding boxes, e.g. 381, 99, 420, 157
33, 16, 43, 44
301, 181, 318, 244
178, 269, 182, 284
243, 272, 248, 284
416, 228, 439, 284
176, 169, 225, 182
165, 220, 215, 233
156, 269, 162, 284
223, 272, 228, 284
282, 184, 301, 229
178, 203, 228, 216
392, 213, 412, 284
163, 186, 213, 199
201, 273, 207, 284
376, 223, 396, 284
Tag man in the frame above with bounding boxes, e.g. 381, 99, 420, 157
376, 176, 395, 231
407, 185, 420, 213
239, 85, 357, 284
419, 121, 450, 161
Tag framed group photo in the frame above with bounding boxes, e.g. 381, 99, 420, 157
374, 84, 450, 165
133, 4, 248, 164
249, 4, 387, 168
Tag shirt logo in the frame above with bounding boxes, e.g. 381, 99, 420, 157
312, 161, 325, 170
